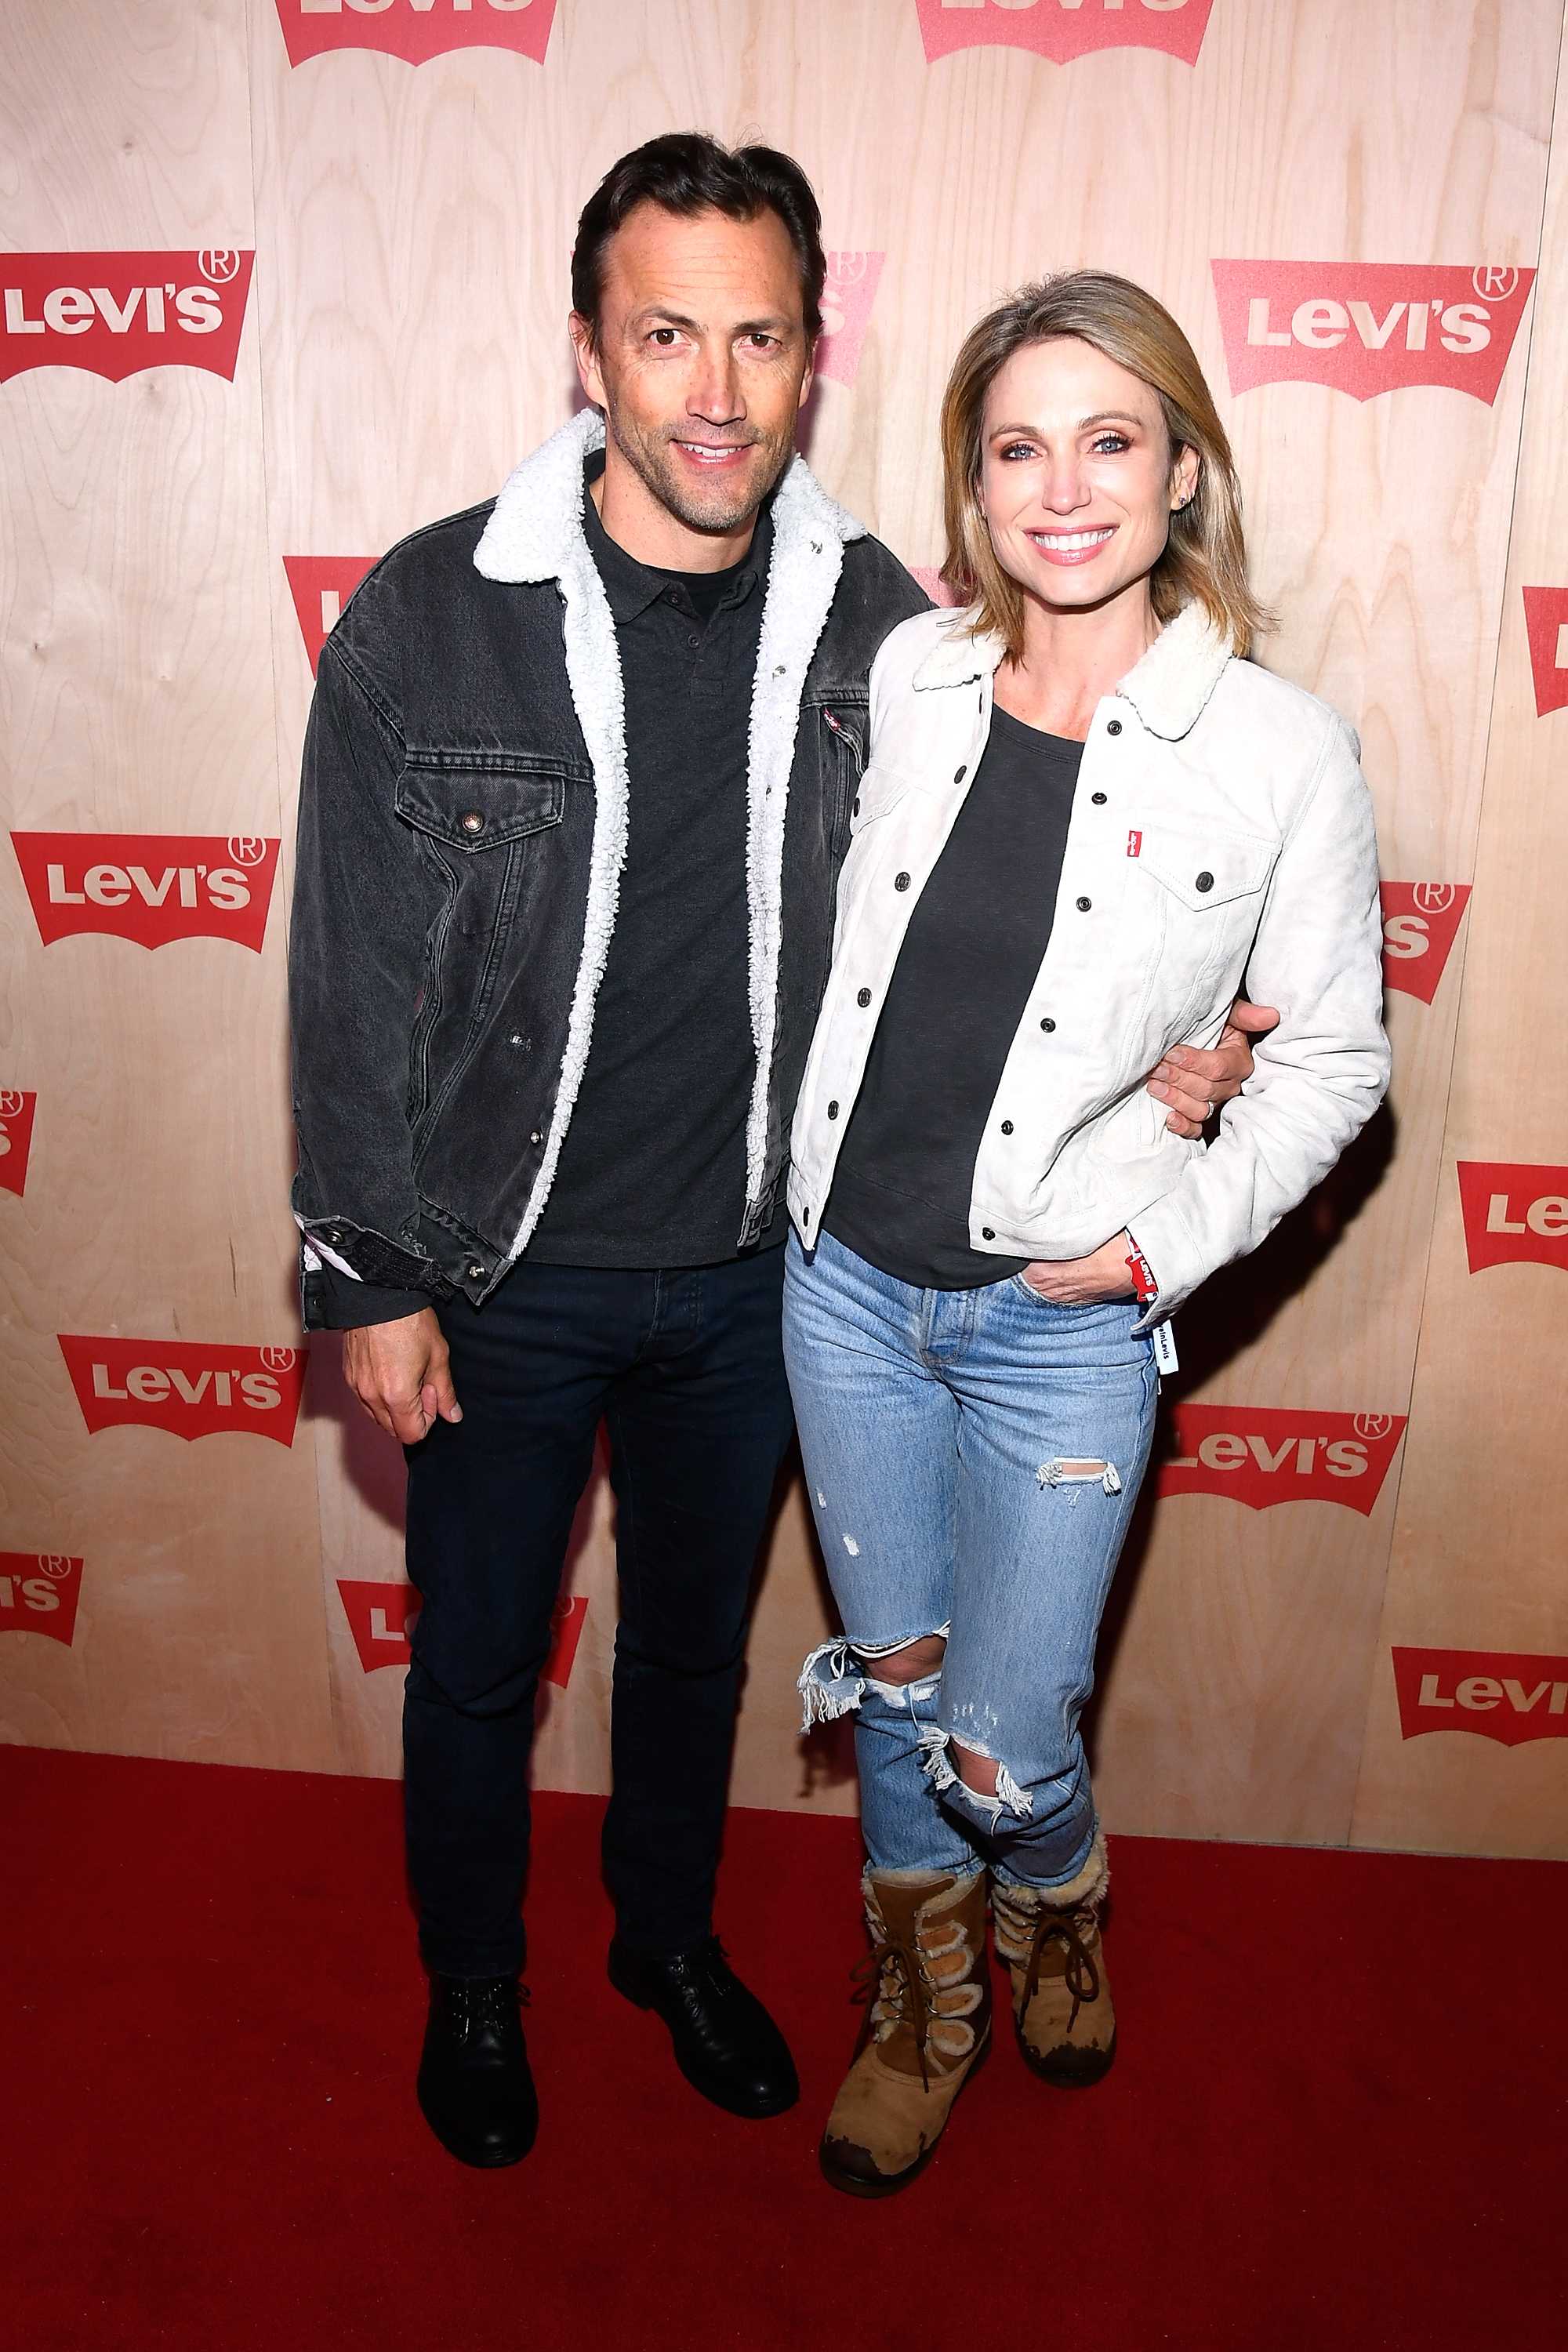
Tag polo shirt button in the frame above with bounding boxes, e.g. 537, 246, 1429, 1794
1040, 1017, 1056, 1033
460, 811, 485, 834
1106, 719, 1123, 736
895, 871, 911, 891
827, 1101, 839, 1120
1076, 895, 1092, 912
1196, 870, 1214, 892
1091, 792, 1107, 805
982, 1227, 995, 1240
857, 988, 872, 1007
1000, 1120, 1014, 1134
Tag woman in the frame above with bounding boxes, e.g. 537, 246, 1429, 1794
783, 274, 1388, 2197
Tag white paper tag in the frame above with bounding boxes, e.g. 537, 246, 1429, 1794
1152, 1320, 1180, 1376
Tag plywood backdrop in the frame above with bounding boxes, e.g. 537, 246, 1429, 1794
3, 0, 1566, 1860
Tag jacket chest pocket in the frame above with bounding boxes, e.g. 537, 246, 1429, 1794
1127, 819, 1279, 1007
395, 750, 588, 853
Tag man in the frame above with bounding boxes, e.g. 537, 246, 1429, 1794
289, 134, 1258, 2169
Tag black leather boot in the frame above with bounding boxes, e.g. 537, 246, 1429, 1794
416, 1973, 539, 2168
608, 1934, 798, 2119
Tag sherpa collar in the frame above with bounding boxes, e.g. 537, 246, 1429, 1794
472, 405, 866, 583
910, 596, 1231, 742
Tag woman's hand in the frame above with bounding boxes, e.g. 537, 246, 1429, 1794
1019, 1232, 1138, 1305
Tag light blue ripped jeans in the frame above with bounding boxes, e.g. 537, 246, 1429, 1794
782, 1229, 1159, 1891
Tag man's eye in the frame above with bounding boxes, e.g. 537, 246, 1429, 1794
650, 328, 680, 347
742, 334, 779, 352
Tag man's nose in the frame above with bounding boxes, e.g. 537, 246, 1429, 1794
688, 339, 746, 425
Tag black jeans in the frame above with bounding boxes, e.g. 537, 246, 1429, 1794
403, 1247, 795, 1977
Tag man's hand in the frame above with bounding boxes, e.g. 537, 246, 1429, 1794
1146, 996, 1280, 1138
1020, 1231, 1138, 1306
342, 1308, 462, 1445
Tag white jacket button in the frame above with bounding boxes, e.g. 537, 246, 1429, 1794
895, 871, 911, 891
1040, 1017, 1056, 1033
857, 988, 872, 1007
982, 1227, 995, 1240
1091, 792, 1107, 805
1106, 720, 1123, 737
827, 1101, 840, 1120
953, 765, 967, 782
1000, 1120, 1014, 1134
1196, 870, 1214, 892
1076, 895, 1092, 912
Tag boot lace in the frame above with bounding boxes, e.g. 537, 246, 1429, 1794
848, 1935, 934, 2091
1023, 1909, 1099, 2033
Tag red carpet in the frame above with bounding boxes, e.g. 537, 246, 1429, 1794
2, 1748, 1563, 2351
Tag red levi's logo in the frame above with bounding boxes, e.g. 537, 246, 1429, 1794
815, 254, 886, 390
0, 1091, 38, 1197
1156, 1406, 1407, 1515
1456, 1162, 1568, 1274
0, 1555, 83, 1648
59, 1340, 307, 1447
915, 0, 1214, 68
338, 1581, 588, 1681
285, 557, 377, 676
1392, 1648, 1568, 1746
1, 252, 253, 386
13, 834, 279, 952
274, 0, 557, 69
1210, 263, 1535, 403
1522, 586, 1568, 717
1379, 884, 1472, 1004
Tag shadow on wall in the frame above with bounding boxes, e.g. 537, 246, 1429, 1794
1080, 1097, 1399, 1773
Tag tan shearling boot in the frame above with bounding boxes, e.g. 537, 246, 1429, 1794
990, 1832, 1116, 2087
819, 1867, 990, 2198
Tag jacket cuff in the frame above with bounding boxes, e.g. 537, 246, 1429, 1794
302, 1261, 433, 1333
1122, 1193, 1206, 1326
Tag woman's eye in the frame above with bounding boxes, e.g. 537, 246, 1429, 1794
999, 441, 1037, 462
1092, 434, 1131, 455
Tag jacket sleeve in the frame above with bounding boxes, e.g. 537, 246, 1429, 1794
289, 638, 449, 1331
1128, 712, 1391, 1319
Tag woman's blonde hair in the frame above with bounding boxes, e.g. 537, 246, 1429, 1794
939, 270, 1268, 660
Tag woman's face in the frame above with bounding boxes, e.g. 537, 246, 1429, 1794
977, 336, 1198, 621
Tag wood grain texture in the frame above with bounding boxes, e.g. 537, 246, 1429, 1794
5, 0, 1566, 1853
0, 0, 332, 1771
1350, 16, 1568, 1859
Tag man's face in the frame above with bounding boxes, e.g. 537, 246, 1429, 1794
571, 201, 814, 539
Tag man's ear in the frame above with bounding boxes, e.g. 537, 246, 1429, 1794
568, 311, 608, 412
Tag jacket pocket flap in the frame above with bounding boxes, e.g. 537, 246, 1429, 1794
395, 754, 576, 851
848, 762, 918, 834
1137, 823, 1277, 909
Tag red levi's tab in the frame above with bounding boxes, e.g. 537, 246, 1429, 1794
13, 834, 279, 952
284, 557, 378, 677
338, 1581, 586, 1679
274, 0, 557, 69
1392, 1647, 1568, 1746
1210, 262, 1534, 403
1156, 1405, 1407, 1515
59, 1339, 307, 1447
0, 1091, 38, 1197
1379, 884, 1472, 1004
1, 251, 253, 386
1521, 586, 1568, 717
1457, 1162, 1568, 1274
0, 1554, 82, 1647
815, 253, 886, 389
915, 0, 1214, 69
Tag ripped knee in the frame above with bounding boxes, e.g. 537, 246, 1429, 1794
951, 1737, 999, 1797
796, 1628, 949, 1731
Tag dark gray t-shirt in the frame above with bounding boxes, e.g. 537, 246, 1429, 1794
822, 703, 1082, 1289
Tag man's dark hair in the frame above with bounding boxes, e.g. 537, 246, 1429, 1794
572, 132, 826, 346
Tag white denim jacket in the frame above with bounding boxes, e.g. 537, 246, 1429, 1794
787, 601, 1390, 1322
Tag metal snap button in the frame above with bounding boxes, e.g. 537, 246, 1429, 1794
1076, 895, 1092, 912
467, 1262, 485, 1279
687, 634, 701, 649
1091, 792, 1107, 805
529, 1131, 542, 1144
1196, 870, 1214, 892
1000, 1120, 1014, 1135
460, 811, 485, 835
982, 1227, 995, 1240
857, 988, 872, 1007
1040, 1018, 1055, 1033
1106, 719, 1123, 736
953, 765, 967, 783
895, 872, 911, 891
827, 1101, 839, 1120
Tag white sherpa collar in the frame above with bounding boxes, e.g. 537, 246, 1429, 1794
474, 403, 868, 1253
910, 597, 1230, 742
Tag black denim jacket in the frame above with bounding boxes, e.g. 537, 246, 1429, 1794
288, 412, 927, 1329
